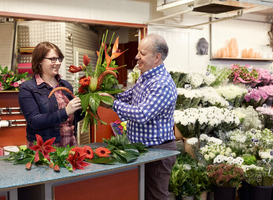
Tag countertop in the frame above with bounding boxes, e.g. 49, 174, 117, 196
0, 144, 180, 191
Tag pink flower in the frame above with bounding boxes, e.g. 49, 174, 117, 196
13, 82, 19, 88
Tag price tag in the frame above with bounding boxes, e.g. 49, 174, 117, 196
184, 84, 192, 90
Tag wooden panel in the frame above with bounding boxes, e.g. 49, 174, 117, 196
54, 168, 139, 200
0, 91, 27, 147
91, 107, 120, 143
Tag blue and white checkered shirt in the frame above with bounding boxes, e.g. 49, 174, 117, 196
113, 64, 177, 146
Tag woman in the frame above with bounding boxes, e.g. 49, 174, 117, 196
19, 42, 83, 147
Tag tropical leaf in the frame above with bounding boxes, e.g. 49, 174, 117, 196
99, 95, 113, 105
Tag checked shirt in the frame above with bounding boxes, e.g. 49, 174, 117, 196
113, 64, 177, 146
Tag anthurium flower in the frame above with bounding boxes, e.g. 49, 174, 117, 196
95, 147, 111, 158
83, 146, 94, 159
83, 55, 90, 66
68, 65, 83, 73
67, 152, 90, 171
29, 134, 56, 162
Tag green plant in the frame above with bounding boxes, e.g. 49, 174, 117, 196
169, 153, 211, 198
207, 163, 244, 189
242, 154, 257, 165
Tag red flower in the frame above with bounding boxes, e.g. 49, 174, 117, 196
29, 134, 56, 162
82, 146, 94, 159
68, 65, 83, 73
67, 151, 90, 171
54, 164, 60, 172
79, 76, 91, 87
83, 55, 90, 66
70, 146, 85, 157
26, 162, 32, 170
78, 86, 87, 94
95, 147, 111, 158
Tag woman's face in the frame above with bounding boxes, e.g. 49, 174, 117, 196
40, 49, 62, 77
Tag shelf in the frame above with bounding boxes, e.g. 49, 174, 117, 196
211, 57, 273, 62
19, 47, 35, 53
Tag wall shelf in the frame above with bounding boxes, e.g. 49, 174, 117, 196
211, 57, 273, 62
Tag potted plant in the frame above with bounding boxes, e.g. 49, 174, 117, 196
169, 153, 211, 200
207, 163, 244, 200
243, 163, 273, 200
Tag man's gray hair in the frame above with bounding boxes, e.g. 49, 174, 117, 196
147, 34, 169, 61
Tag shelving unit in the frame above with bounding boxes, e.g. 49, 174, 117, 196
211, 57, 273, 62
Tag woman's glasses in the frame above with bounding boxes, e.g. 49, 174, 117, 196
44, 57, 63, 63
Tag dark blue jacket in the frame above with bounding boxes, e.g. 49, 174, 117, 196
18, 77, 84, 144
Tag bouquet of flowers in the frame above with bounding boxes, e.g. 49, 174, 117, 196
176, 88, 203, 110
199, 87, 229, 108
207, 163, 244, 189
215, 84, 248, 108
170, 71, 188, 88
127, 65, 140, 84
244, 88, 269, 108
255, 68, 273, 86
110, 120, 127, 136
51, 31, 127, 132
0, 65, 30, 91
228, 64, 261, 87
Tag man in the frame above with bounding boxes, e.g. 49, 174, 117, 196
103, 34, 177, 200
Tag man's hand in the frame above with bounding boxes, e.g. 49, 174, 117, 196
99, 93, 115, 109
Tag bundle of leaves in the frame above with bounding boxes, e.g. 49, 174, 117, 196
207, 65, 231, 87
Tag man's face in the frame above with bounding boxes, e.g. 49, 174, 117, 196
135, 37, 158, 74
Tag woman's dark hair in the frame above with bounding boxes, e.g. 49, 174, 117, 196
31, 42, 64, 75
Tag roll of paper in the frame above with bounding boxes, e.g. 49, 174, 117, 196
0, 120, 9, 128
4, 146, 19, 155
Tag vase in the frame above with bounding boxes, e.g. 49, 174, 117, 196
214, 186, 236, 200
200, 191, 208, 200
251, 185, 273, 200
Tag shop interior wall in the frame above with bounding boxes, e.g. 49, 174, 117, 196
148, 14, 273, 74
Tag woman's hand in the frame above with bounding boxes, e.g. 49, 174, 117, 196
65, 97, 82, 115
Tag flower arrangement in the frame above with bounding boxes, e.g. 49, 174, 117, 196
0, 65, 30, 91
110, 120, 127, 136
244, 164, 273, 186
65, 31, 127, 132
176, 88, 203, 110
228, 64, 261, 87
207, 65, 231, 87
207, 163, 244, 189
2, 134, 148, 172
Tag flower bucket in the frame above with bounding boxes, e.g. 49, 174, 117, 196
182, 196, 194, 200
251, 185, 273, 200
238, 181, 251, 200
214, 186, 236, 200
169, 192, 177, 200
184, 138, 196, 158
200, 191, 208, 200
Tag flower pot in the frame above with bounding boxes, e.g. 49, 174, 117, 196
200, 191, 208, 200
214, 186, 236, 200
251, 185, 273, 200
169, 192, 177, 200
238, 181, 251, 200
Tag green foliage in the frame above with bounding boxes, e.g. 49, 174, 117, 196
169, 153, 211, 198
207, 65, 231, 86
242, 154, 257, 165
0, 65, 30, 91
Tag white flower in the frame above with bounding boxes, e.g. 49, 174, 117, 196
235, 157, 244, 165
208, 137, 222, 145
183, 164, 192, 170
200, 134, 209, 141
186, 137, 198, 145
